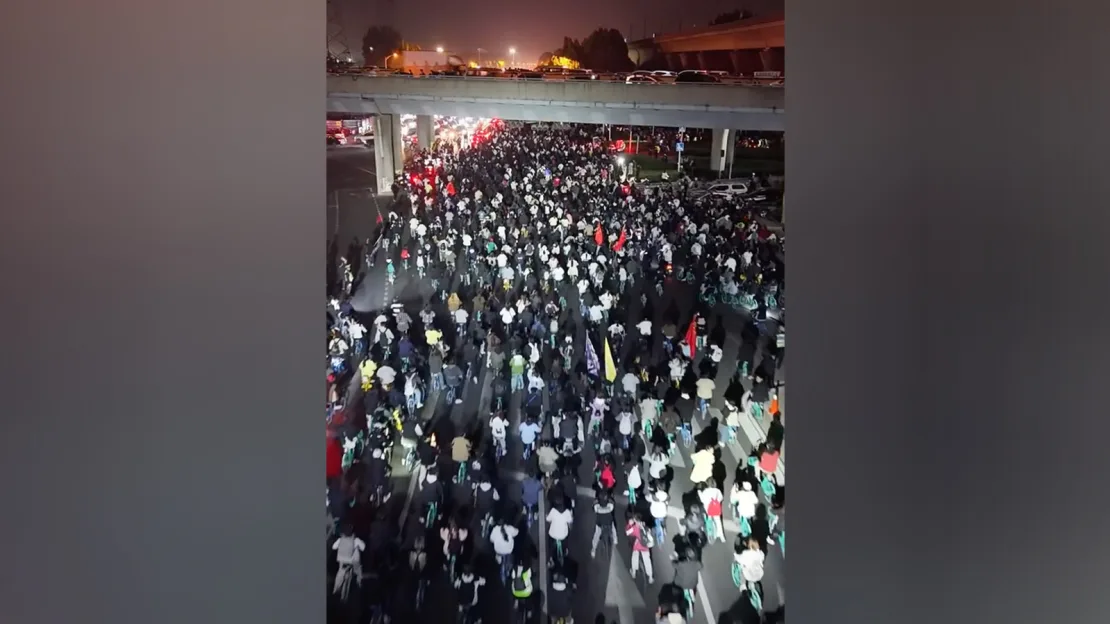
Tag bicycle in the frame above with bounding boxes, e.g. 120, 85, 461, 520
683, 588, 697, 620
680, 423, 693, 448
415, 576, 428, 610
498, 553, 513, 584
494, 436, 507, 462
553, 538, 567, 566
333, 563, 356, 602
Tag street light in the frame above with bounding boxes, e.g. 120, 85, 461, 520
436, 46, 444, 53
509, 47, 516, 68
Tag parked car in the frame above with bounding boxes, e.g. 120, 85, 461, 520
625, 74, 662, 84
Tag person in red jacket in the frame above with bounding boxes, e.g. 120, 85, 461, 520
326, 436, 344, 481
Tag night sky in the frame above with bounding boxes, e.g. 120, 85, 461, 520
331, 0, 784, 64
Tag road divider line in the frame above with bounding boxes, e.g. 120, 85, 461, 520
696, 572, 716, 624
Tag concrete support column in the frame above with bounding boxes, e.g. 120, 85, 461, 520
729, 51, 743, 75
415, 114, 434, 151
373, 113, 404, 195
711, 128, 732, 175
666, 53, 680, 72
759, 48, 775, 72
696, 52, 708, 70
679, 52, 694, 71
725, 129, 737, 177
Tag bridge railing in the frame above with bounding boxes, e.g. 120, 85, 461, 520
325, 70, 783, 88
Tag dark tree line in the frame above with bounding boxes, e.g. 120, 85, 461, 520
547, 28, 634, 72
710, 8, 753, 25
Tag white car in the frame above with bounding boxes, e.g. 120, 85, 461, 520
705, 181, 750, 197
625, 74, 661, 84
651, 70, 676, 78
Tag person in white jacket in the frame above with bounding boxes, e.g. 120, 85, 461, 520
649, 489, 670, 544
689, 447, 715, 485
734, 537, 765, 596
730, 481, 760, 534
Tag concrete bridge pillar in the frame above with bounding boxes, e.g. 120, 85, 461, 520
373, 113, 404, 195
729, 51, 743, 75
696, 52, 708, 70
679, 52, 695, 71
665, 53, 681, 72
415, 114, 434, 151
711, 128, 737, 176
759, 48, 775, 72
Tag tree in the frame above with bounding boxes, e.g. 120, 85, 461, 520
579, 28, 633, 72
361, 25, 402, 66
710, 9, 752, 25
554, 37, 584, 63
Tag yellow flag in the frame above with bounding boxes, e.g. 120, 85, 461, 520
603, 337, 617, 383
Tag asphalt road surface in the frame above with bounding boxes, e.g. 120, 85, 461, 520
334, 197, 786, 624
326, 147, 385, 244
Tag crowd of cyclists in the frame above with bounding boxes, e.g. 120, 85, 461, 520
325, 120, 787, 624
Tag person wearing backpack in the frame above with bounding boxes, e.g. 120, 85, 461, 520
625, 510, 655, 583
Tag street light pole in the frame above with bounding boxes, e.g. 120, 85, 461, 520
509, 47, 516, 68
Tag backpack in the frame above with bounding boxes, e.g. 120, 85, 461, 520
512, 572, 528, 593
638, 522, 655, 549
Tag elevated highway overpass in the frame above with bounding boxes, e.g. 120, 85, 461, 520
326, 74, 784, 193
627, 11, 784, 74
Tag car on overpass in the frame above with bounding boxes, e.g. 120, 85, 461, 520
676, 70, 722, 84
626, 74, 663, 84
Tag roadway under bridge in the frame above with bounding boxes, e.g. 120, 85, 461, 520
326, 74, 785, 194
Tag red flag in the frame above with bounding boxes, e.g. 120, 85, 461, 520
684, 315, 698, 360
594, 224, 604, 246
612, 228, 627, 252
375, 212, 383, 224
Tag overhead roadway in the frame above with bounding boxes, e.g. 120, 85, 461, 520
627, 11, 784, 74
326, 74, 785, 131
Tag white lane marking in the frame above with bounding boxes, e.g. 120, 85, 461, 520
696, 572, 716, 624
669, 445, 687, 469
397, 466, 421, 528
537, 482, 549, 616
396, 388, 440, 529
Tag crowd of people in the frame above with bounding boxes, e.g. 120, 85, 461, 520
325, 119, 787, 624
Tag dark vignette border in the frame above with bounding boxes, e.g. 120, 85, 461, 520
0, 0, 322, 623
789, 0, 1110, 622
3, 0, 1110, 622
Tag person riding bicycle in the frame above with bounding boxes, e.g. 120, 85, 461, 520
591, 489, 619, 557
671, 546, 703, 617
473, 476, 500, 535
491, 521, 519, 570
519, 413, 541, 459
596, 454, 617, 493
656, 583, 690, 624
546, 496, 573, 561
548, 571, 576, 622
417, 467, 443, 525
440, 516, 469, 568
510, 560, 534, 610
364, 447, 392, 503
519, 468, 543, 524
451, 432, 472, 481
489, 410, 509, 458
331, 524, 365, 591
453, 564, 486, 615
